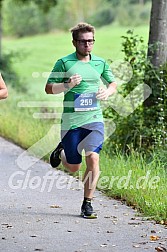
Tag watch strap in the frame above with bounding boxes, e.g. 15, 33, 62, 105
63, 81, 69, 89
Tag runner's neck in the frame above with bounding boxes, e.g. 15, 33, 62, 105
76, 52, 91, 62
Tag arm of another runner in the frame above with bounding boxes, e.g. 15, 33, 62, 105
0, 73, 8, 99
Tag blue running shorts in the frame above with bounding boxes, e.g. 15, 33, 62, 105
61, 122, 104, 164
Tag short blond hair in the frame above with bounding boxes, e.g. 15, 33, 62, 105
70, 22, 95, 40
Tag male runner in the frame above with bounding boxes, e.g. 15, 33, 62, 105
45, 22, 117, 218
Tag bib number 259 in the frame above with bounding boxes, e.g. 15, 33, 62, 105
74, 93, 97, 111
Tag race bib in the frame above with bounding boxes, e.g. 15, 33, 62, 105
74, 93, 97, 111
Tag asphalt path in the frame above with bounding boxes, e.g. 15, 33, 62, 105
0, 137, 166, 252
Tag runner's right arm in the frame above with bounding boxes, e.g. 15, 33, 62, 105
45, 74, 82, 94
45, 59, 82, 94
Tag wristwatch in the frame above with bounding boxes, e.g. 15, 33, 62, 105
63, 80, 69, 89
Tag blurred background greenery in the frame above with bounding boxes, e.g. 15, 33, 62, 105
2, 0, 151, 36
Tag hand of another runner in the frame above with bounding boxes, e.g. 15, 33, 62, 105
68, 74, 82, 88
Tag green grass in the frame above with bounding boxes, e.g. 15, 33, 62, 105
1, 24, 166, 223
60, 150, 166, 223
99, 153, 166, 222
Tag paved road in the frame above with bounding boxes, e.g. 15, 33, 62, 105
0, 137, 166, 252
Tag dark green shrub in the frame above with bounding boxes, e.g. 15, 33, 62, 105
0, 52, 27, 92
3, 0, 49, 37
116, 3, 151, 26
88, 8, 115, 27
103, 30, 167, 155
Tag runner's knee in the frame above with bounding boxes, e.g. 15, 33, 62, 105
86, 152, 99, 167
65, 163, 81, 173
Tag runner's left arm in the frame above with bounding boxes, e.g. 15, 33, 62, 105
96, 61, 117, 100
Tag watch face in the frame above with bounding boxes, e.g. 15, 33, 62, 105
64, 82, 69, 89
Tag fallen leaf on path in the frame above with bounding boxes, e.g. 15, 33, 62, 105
7, 225, 13, 228
104, 216, 110, 218
50, 205, 61, 208
151, 230, 157, 233
141, 234, 147, 238
128, 222, 141, 225
1, 223, 13, 228
133, 244, 141, 248
100, 244, 108, 248
112, 221, 118, 225
123, 213, 129, 216
155, 246, 167, 252
112, 216, 118, 219
150, 235, 160, 241
138, 242, 148, 245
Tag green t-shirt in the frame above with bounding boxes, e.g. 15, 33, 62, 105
47, 52, 115, 130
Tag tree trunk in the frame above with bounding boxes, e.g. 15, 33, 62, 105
0, 0, 2, 60
144, 0, 167, 108
147, 0, 167, 67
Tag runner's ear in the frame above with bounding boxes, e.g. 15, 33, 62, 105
72, 40, 77, 47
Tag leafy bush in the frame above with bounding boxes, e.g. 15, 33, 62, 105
3, 0, 104, 34
116, 2, 151, 26
0, 52, 27, 92
3, 0, 50, 37
87, 8, 115, 27
103, 30, 167, 155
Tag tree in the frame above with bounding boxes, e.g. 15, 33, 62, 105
0, 0, 3, 58
147, 0, 167, 67
0, 0, 57, 59
14, 0, 57, 12
143, 0, 167, 147
144, 0, 167, 109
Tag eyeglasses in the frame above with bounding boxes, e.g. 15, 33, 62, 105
75, 39, 95, 45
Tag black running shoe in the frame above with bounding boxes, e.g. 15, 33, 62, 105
81, 200, 97, 219
50, 142, 63, 168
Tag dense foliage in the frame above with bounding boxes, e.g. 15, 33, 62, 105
103, 30, 167, 156
0, 52, 24, 91
2, 0, 151, 36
